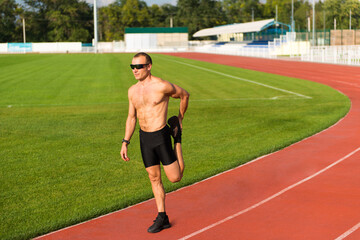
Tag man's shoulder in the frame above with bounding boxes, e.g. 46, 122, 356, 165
151, 76, 175, 95
152, 75, 165, 83
128, 83, 138, 96
152, 76, 173, 88
128, 84, 136, 92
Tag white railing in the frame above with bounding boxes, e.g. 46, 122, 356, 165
301, 46, 360, 66
192, 32, 309, 59
2, 40, 360, 66
193, 44, 273, 58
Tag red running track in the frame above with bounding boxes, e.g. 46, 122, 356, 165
36, 54, 360, 240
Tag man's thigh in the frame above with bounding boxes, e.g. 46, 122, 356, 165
163, 161, 181, 182
146, 165, 162, 180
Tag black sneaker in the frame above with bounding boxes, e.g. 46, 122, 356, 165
168, 116, 182, 143
147, 214, 171, 233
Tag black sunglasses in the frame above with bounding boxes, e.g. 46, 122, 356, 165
130, 64, 149, 69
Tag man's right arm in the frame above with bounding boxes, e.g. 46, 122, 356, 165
120, 90, 137, 161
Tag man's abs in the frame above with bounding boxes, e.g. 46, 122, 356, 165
137, 105, 168, 132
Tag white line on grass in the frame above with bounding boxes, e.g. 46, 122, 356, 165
335, 222, 360, 240
0, 101, 129, 108
3, 58, 312, 109
178, 146, 360, 240
1, 96, 305, 108
169, 59, 312, 99
191, 96, 305, 102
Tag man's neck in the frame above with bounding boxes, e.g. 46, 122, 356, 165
139, 74, 152, 85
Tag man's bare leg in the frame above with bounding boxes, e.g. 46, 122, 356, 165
146, 165, 171, 233
163, 160, 182, 183
168, 116, 185, 178
146, 165, 165, 212
174, 143, 185, 175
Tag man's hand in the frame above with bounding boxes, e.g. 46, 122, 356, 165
120, 143, 130, 161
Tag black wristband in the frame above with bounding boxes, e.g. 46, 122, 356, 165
122, 139, 130, 145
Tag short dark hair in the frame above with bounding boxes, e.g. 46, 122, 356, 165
133, 52, 152, 64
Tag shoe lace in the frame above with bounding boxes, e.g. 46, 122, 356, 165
153, 215, 163, 223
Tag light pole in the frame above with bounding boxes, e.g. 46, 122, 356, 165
93, 0, 98, 53
291, 0, 294, 32
252, 8, 254, 41
349, 9, 352, 30
276, 5, 278, 37
312, 0, 315, 46
22, 18, 26, 43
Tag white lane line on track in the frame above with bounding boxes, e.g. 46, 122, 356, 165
332, 80, 360, 88
169, 59, 312, 99
335, 222, 360, 240
179, 147, 360, 240
35, 107, 349, 239
33, 57, 341, 238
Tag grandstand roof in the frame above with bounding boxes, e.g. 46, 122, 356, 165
193, 19, 280, 37
125, 27, 188, 34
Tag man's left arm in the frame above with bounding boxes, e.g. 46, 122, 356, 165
170, 83, 190, 126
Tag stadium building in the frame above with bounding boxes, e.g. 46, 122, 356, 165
193, 19, 290, 45
124, 27, 188, 51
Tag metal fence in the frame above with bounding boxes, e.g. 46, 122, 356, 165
296, 29, 360, 46
296, 30, 331, 46
330, 30, 360, 46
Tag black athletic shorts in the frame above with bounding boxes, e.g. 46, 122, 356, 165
139, 125, 176, 168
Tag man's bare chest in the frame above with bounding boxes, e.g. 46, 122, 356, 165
132, 87, 168, 109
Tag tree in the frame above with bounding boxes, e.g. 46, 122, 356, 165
148, 4, 178, 27
98, 0, 151, 41
98, 4, 123, 41
7, 0, 358, 43
22, 0, 92, 42
47, 1, 92, 42
176, 0, 226, 39
223, 0, 262, 24
324, 0, 347, 29
325, 0, 360, 30
293, 0, 310, 31
262, 0, 307, 30
120, 0, 150, 27
21, 0, 49, 42
0, 0, 21, 42
346, 0, 360, 29
158, 4, 178, 27
149, 4, 165, 27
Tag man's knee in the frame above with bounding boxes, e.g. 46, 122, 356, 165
148, 173, 160, 183
146, 166, 162, 183
168, 173, 182, 183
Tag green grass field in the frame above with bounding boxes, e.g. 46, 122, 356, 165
0, 53, 350, 240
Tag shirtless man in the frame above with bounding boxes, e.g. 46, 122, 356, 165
120, 52, 190, 233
